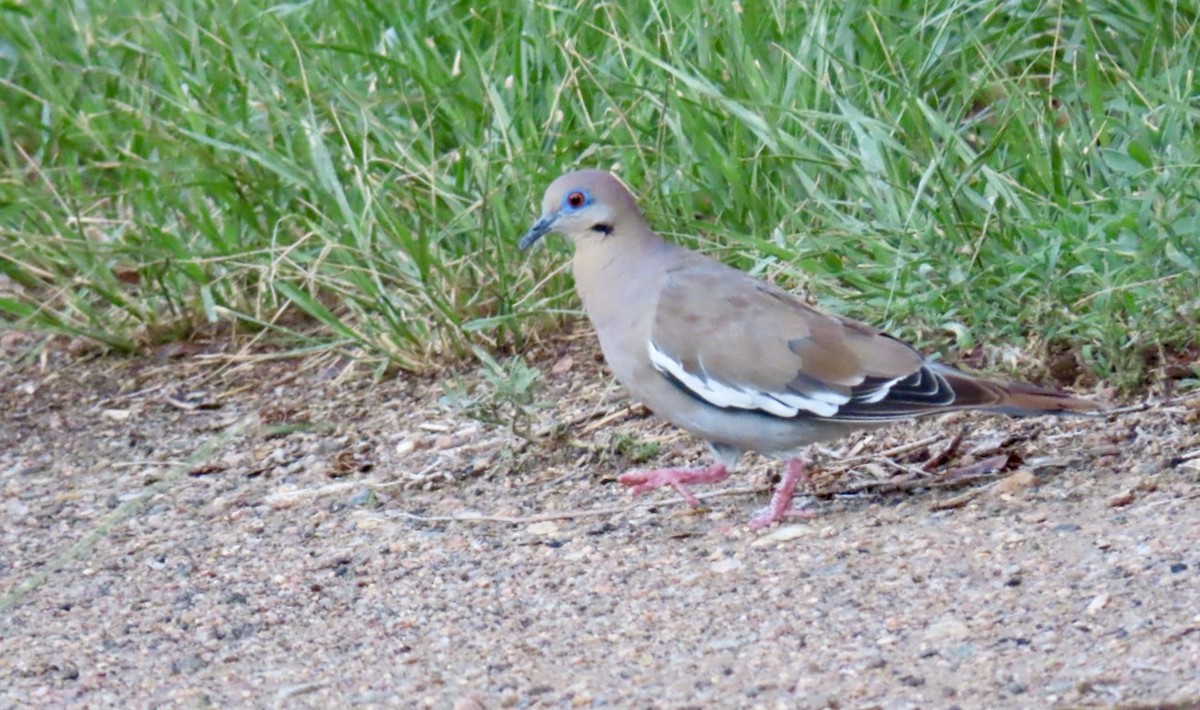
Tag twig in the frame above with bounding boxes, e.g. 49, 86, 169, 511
1102, 389, 1200, 416
879, 457, 938, 478
929, 487, 986, 511
828, 434, 945, 471
1102, 401, 1156, 415
394, 484, 768, 524
828, 454, 1011, 496
1173, 448, 1200, 464
922, 431, 966, 472
578, 404, 642, 434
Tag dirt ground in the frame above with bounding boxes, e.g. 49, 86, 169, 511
2, 330, 1199, 709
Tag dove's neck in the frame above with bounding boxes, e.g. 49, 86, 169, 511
571, 223, 672, 334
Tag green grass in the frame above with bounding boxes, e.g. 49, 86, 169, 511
2, 0, 1197, 388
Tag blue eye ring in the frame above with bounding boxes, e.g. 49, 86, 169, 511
563, 189, 590, 211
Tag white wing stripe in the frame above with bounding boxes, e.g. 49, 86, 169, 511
859, 376, 903, 404
649, 342, 842, 418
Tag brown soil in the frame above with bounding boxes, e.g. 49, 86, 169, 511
2, 331, 1199, 709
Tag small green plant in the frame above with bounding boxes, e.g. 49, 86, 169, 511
439, 350, 546, 440
611, 433, 662, 465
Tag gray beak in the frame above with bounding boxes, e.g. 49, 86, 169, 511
518, 213, 557, 251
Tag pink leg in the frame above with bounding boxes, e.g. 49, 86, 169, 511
617, 463, 730, 507
749, 458, 815, 530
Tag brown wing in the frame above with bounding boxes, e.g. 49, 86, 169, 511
647, 259, 987, 421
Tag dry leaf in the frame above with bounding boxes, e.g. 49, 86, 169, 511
551, 355, 575, 375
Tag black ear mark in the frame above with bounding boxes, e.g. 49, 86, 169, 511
591, 223, 614, 235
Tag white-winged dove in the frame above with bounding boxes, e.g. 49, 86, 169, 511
520, 170, 1101, 528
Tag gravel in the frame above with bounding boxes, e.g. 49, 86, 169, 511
2, 334, 1198, 708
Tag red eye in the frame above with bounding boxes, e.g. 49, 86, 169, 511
566, 191, 586, 208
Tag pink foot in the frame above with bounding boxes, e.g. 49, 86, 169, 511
749, 458, 816, 529
617, 463, 730, 507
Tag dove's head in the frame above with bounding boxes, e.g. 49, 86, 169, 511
519, 170, 645, 250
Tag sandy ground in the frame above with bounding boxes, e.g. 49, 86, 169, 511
2, 332, 1199, 709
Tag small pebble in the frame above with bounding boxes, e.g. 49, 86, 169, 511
710, 557, 744, 574
1108, 490, 1135, 507
923, 617, 971, 642
527, 521, 559, 536
1086, 593, 1111, 615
